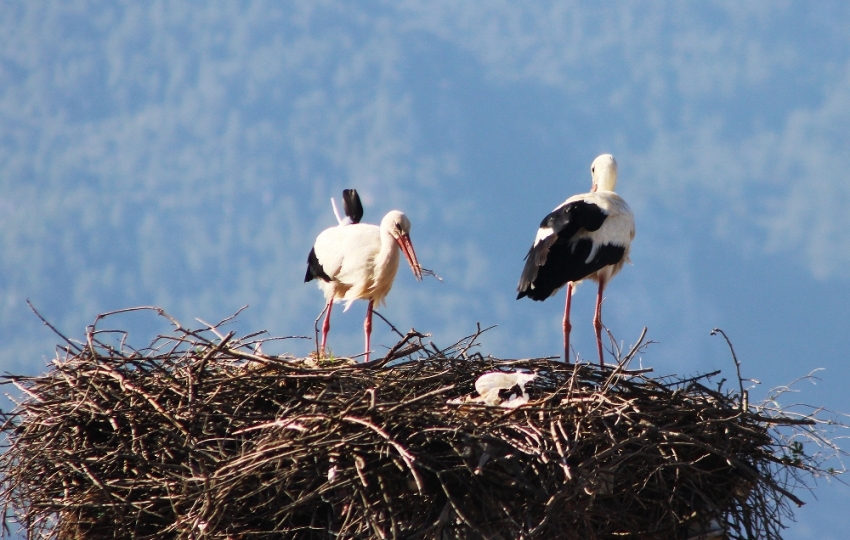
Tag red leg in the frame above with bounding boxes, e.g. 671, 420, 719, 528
364, 300, 374, 362
563, 282, 573, 362
321, 300, 333, 356
594, 278, 606, 367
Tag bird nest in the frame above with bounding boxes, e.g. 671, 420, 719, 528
0, 307, 844, 539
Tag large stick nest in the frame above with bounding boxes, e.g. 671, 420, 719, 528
0, 307, 843, 539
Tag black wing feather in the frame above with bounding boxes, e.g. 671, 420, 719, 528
518, 240, 625, 300
539, 199, 606, 239
517, 199, 616, 300
305, 247, 332, 282
342, 189, 364, 224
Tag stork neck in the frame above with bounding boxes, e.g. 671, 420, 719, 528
375, 229, 401, 276
596, 175, 617, 192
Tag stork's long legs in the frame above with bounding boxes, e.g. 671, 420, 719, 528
563, 282, 573, 362
364, 300, 375, 362
320, 300, 333, 356
593, 278, 606, 367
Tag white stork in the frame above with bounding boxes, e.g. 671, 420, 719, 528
305, 208, 422, 362
517, 154, 635, 366
474, 371, 537, 408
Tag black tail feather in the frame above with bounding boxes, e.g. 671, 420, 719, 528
342, 189, 364, 224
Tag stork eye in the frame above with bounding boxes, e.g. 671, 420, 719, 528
591, 166, 595, 173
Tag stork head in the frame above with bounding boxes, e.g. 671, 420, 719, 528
382, 210, 423, 281
590, 154, 618, 192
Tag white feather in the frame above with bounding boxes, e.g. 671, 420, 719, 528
330, 197, 352, 225
534, 226, 554, 247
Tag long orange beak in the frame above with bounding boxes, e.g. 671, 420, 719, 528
396, 234, 422, 281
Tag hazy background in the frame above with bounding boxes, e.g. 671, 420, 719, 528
2, 2, 849, 537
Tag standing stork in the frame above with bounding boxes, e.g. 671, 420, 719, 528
305, 208, 422, 362
516, 154, 635, 366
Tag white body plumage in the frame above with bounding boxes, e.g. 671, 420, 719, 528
312, 218, 403, 311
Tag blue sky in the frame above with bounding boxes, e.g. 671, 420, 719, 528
2, 2, 850, 537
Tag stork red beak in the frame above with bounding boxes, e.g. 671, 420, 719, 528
591, 183, 598, 193
396, 234, 422, 281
